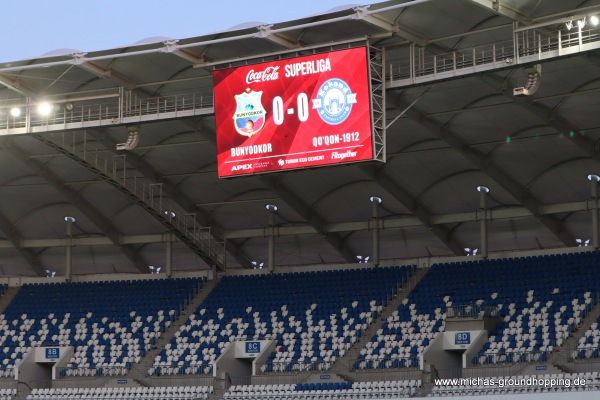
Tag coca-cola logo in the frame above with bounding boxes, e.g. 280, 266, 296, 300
246, 66, 280, 84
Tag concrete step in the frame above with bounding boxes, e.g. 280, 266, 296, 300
551, 295, 600, 371
127, 275, 222, 381
330, 266, 430, 374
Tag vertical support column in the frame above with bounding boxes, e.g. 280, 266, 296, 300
266, 204, 278, 273
25, 98, 31, 133
588, 175, 600, 249
166, 234, 173, 278
370, 196, 382, 266
64, 216, 76, 281
476, 186, 490, 259
369, 45, 386, 163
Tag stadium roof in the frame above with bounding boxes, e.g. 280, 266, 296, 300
0, 0, 599, 277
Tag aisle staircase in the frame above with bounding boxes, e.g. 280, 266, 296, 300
128, 276, 222, 381
34, 133, 225, 270
330, 266, 430, 374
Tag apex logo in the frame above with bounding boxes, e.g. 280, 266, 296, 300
232, 164, 253, 171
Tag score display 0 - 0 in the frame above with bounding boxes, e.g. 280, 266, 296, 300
213, 47, 375, 177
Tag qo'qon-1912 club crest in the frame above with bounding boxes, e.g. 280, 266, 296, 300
312, 78, 357, 126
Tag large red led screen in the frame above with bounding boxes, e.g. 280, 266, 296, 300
214, 47, 374, 178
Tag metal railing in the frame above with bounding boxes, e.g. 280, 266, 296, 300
351, 356, 420, 371
0, 91, 213, 132
37, 131, 226, 269
446, 304, 500, 319
149, 362, 214, 376
0, 24, 598, 138
388, 24, 600, 86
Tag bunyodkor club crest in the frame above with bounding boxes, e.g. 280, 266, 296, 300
312, 78, 357, 125
233, 89, 266, 137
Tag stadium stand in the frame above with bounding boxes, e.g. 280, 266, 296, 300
0, 278, 202, 377
149, 266, 415, 375
354, 252, 600, 369
27, 385, 212, 400
0, 388, 16, 400
224, 380, 422, 399
574, 318, 600, 360
1, 0, 600, 398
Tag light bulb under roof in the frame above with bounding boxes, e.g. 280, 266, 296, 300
591, 15, 599, 26
9, 107, 20, 117
64, 216, 76, 223
476, 185, 490, 193
38, 102, 52, 116
265, 204, 278, 212
588, 174, 600, 182
370, 196, 382, 204
251, 261, 264, 269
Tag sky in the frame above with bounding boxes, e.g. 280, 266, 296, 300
0, 0, 385, 63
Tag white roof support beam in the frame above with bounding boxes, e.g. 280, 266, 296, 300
258, 25, 299, 49
226, 199, 588, 239
162, 40, 206, 64
479, 74, 600, 164
0, 210, 46, 276
8, 140, 150, 274
468, 0, 529, 23
261, 174, 358, 263
71, 53, 137, 91
0, 198, 585, 246
396, 96, 575, 247
0, 74, 37, 97
87, 126, 253, 269
361, 164, 465, 256
354, 5, 427, 46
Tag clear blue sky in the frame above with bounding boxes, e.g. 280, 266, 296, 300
0, 1, 384, 63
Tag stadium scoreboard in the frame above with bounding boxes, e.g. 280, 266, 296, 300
214, 47, 375, 178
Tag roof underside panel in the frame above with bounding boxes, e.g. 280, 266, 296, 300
0, 0, 598, 275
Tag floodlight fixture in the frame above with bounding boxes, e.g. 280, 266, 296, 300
464, 247, 479, 256
265, 204, 278, 212
9, 107, 20, 117
116, 125, 141, 151
45, 269, 56, 278
513, 64, 542, 96
149, 265, 162, 274
356, 255, 370, 263
164, 210, 176, 218
251, 261, 264, 269
588, 174, 600, 182
576, 238, 590, 247
591, 16, 599, 26
38, 102, 52, 116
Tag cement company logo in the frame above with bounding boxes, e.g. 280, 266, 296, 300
312, 78, 357, 125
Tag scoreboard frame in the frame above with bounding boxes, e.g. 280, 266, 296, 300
213, 44, 385, 178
